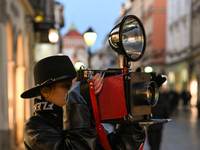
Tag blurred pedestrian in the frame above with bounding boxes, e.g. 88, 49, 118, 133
167, 90, 179, 115
147, 89, 170, 150
197, 100, 200, 118
181, 90, 191, 110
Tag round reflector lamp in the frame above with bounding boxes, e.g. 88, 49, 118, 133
108, 15, 146, 62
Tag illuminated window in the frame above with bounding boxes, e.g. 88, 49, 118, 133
168, 71, 175, 84
181, 68, 188, 82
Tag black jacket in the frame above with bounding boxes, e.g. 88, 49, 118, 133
23, 82, 145, 150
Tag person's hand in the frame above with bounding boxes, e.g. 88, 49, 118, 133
72, 77, 77, 83
93, 73, 104, 94
109, 124, 145, 150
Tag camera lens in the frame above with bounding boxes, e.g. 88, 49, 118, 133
147, 86, 153, 102
147, 81, 159, 107
135, 81, 159, 107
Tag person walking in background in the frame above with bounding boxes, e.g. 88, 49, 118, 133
167, 90, 179, 115
181, 90, 191, 110
147, 88, 171, 150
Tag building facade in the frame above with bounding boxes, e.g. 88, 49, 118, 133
0, 0, 63, 149
142, 0, 166, 74
191, 0, 200, 106
62, 24, 88, 68
165, 0, 199, 106
0, 0, 35, 149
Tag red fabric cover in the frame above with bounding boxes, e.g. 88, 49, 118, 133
98, 75, 127, 121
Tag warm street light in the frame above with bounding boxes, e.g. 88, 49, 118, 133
48, 28, 59, 43
83, 27, 97, 68
34, 11, 44, 22
74, 61, 84, 71
144, 66, 153, 73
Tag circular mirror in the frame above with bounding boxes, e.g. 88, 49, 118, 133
120, 15, 146, 61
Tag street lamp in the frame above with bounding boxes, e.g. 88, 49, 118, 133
48, 28, 59, 43
144, 66, 153, 73
74, 61, 84, 71
83, 27, 97, 68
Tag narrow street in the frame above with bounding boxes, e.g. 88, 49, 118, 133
144, 106, 200, 150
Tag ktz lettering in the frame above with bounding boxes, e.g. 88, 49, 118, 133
35, 102, 42, 111
43, 102, 54, 110
35, 102, 54, 111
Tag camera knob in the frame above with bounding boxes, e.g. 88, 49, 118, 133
150, 113, 153, 118
124, 114, 133, 121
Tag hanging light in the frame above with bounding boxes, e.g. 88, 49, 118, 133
83, 27, 97, 68
34, 11, 44, 22
48, 28, 59, 43
83, 28, 97, 47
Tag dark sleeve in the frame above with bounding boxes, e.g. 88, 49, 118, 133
24, 119, 66, 150
62, 81, 98, 149
23, 82, 98, 150
108, 124, 146, 150
23, 112, 97, 150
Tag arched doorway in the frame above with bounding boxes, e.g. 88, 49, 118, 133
7, 23, 25, 146
7, 22, 15, 147
15, 33, 25, 143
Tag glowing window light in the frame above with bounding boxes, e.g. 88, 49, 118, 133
168, 71, 175, 84
190, 79, 197, 106
181, 68, 188, 82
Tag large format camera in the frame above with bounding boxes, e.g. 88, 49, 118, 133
77, 15, 171, 125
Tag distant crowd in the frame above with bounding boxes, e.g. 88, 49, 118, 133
163, 89, 192, 115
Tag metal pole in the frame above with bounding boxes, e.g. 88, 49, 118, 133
88, 47, 91, 68
59, 30, 62, 54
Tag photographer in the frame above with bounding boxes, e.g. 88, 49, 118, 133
21, 55, 145, 150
